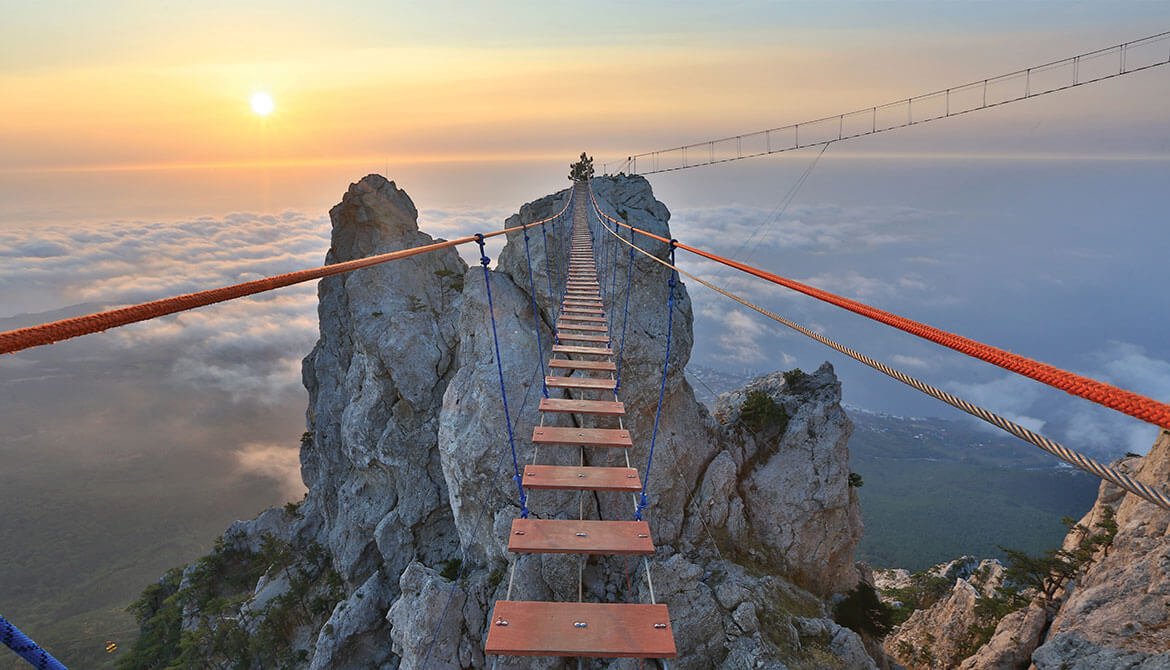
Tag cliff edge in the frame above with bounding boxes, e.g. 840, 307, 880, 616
121, 174, 869, 669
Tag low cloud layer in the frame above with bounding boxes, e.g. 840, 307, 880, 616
235, 442, 309, 501
664, 200, 1170, 460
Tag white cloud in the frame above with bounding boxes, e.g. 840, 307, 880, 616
944, 374, 1048, 434
234, 442, 307, 502
891, 354, 930, 370
1059, 342, 1170, 455
670, 203, 940, 257
0, 207, 506, 402
702, 303, 774, 364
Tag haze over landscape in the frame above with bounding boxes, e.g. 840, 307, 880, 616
2, 1, 1170, 667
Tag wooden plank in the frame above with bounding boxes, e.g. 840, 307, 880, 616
557, 314, 606, 323
485, 601, 676, 658
550, 345, 613, 356
557, 333, 609, 344
548, 358, 616, 371
545, 376, 617, 390
539, 397, 624, 415
508, 519, 654, 555
563, 300, 603, 307
562, 309, 605, 316
557, 322, 607, 332
522, 464, 641, 491
532, 425, 631, 447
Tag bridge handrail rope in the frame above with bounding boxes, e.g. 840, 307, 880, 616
606, 30, 1170, 175
593, 205, 1170, 512
0, 193, 574, 357
1, 614, 67, 670
588, 193, 1170, 430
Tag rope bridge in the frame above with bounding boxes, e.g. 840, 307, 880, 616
4, 173, 1169, 665
4, 29, 1170, 668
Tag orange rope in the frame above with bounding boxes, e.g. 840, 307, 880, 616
1, 197, 572, 356
590, 188, 1170, 430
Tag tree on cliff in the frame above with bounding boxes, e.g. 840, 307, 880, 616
568, 152, 594, 181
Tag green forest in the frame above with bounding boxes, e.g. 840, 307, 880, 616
848, 412, 1102, 570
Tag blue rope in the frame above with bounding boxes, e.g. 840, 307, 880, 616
1, 614, 68, 670
615, 232, 636, 392
636, 239, 678, 522
474, 234, 528, 519
521, 227, 549, 398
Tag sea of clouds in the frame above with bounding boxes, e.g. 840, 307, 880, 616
2, 196, 1166, 508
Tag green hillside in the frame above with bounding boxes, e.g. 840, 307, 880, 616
848, 411, 1102, 570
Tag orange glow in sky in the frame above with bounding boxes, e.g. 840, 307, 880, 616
1, 2, 1167, 222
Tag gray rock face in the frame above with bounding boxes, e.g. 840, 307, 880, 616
882, 558, 1005, 670
1029, 429, 1170, 666
878, 430, 1170, 670
713, 365, 864, 595
1031, 631, 1170, 670
301, 175, 466, 589
956, 602, 1045, 670
794, 617, 880, 670
199, 174, 867, 668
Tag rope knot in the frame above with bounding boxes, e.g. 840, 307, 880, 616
474, 233, 490, 266
634, 492, 649, 521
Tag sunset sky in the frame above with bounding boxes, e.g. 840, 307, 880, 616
4, 3, 1168, 199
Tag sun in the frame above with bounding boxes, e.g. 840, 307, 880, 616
250, 91, 275, 117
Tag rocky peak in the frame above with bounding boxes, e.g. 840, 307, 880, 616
712, 363, 864, 596
124, 174, 874, 669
